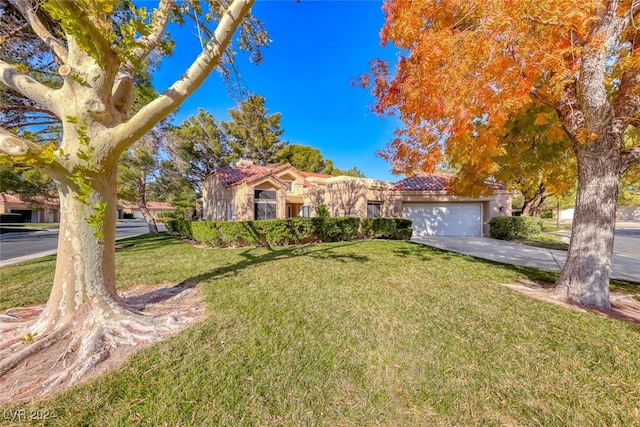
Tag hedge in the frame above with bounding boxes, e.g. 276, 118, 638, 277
361, 218, 412, 240
489, 216, 543, 240
0, 213, 22, 223
166, 216, 412, 248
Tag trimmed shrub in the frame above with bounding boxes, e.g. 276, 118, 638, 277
312, 217, 360, 242
169, 217, 362, 247
166, 219, 193, 238
541, 210, 553, 219
191, 221, 223, 246
122, 213, 136, 219
360, 217, 413, 240
155, 211, 179, 222
489, 216, 543, 240
218, 221, 261, 247
168, 217, 412, 248
0, 213, 22, 223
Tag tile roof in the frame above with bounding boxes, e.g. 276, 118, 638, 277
391, 173, 506, 192
298, 171, 332, 179
0, 192, 59, 206
214, 163, 293, 188
390, 173, 454, 191
121, 202, 175, 210
0, 192, 22, 203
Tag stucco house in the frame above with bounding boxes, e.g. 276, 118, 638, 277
0, 192, 60, 223
119, 202, 177, 220
202, 160, 512, 237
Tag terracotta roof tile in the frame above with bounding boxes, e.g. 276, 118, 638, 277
0, 193, 22, 203
298, 171, 332, 179
391, 173, 506, 192
390, 173, 454, 191
215, 164, 293, 188
0, 192, 59, 206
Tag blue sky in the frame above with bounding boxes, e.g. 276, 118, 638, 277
151, 0, 401, 181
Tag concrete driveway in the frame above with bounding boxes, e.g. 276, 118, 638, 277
411, 236, 640, 283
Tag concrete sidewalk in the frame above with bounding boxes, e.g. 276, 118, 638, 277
411, 236, 640, 283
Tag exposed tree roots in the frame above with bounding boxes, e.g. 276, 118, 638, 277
503, 280, 640, 323
0, 283, 203, 404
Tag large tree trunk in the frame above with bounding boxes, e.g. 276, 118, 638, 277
0, 173, 193, 399
32, 175, 122, 332
555, 146, 622, 310
137, 169, 158, 234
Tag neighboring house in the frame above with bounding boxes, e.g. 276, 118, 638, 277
202, 160, 512, 237
119, 202, 176, 219
0, 192, 60, 223
561, 206, 640, 221
618, 206, 640, 221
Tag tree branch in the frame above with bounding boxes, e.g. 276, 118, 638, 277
0, 129, 67, 178
553, 80, 584, 142
111, 0, 255, 154
14, 0, 69, 64
612, 68, 640, 134
626, 0, 640, 21
621, 146, 640, 171
112, 0, 174, 113
132, 0, 173, 63
50, 0, 112, 66
0, 60, 60, 117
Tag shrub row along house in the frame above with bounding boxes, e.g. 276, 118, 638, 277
202, 160, 512, 237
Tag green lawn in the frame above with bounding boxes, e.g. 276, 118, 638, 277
514, 232, 570, 251
2, 234, 640, 426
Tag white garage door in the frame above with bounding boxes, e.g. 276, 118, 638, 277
403, 203, 483, 236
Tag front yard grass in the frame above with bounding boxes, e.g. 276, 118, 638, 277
2, 234, 640, 425
514, 232, 570, 251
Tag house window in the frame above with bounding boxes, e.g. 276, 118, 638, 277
285, 180, 295, 193
216, 203, 222, 219
254, 190, 277, 220
226, 203, 234, 221
367, 202, 382, 218
300, 206, 311, 218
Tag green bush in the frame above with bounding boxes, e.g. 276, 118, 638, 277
489, 216, 543, 240
166, 219, 193, 238
191, 221, 222, 246
122, 213, 136, 219
312, 217, 360, 242
169, 217, 362, 247
0, 213, 22, 223
315, 204, 330, 218
168, 216, 412, 248
541, 210, 553, 219
361, 218, 412, 240
155, 211, 179, 222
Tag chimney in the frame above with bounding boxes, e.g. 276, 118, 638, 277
235, 158, 254, 168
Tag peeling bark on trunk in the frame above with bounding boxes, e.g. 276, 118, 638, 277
33, 175, 125, 333
137, 169, 158, 234
555, 144, 622, 310
0, 0, 255, 400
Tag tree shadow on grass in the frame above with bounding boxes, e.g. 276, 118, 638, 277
397, 240, 560, 284
175, 241, 370, 289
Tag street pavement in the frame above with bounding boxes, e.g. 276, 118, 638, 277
412, 222, 640, 283
0, 221, 165, 267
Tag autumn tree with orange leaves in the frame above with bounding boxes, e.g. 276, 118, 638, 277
371, 0, 640, 310
494, 105, 577, 216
